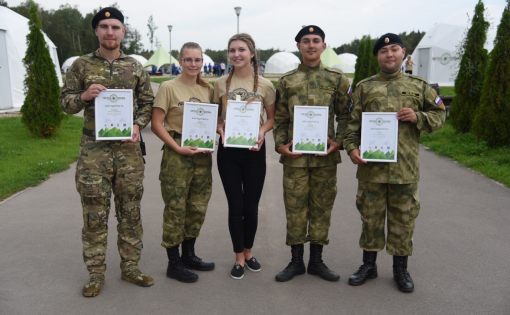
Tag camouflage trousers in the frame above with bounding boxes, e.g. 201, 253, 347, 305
160, 144, 212, 248
75, 138, 145, 275
283, 165, 337, 246
356, 181, 420, 256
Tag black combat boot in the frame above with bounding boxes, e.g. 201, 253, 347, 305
307, 243, 340, 282
393, 256, 414, 293
348, 251, 378, 286
275, 244, 306, 282
181, 238, 215, 271
166, 246, 198, 283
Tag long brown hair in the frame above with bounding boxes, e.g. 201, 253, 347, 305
223, 33, 259, 106
179, 42, 209, 88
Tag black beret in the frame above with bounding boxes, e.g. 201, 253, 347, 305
295, 25, 325, 42
373, 33, 404, 55
91, 7, 124, 29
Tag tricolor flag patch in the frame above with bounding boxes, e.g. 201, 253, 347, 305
435, 96, 443, 106
347, 85, 352, 96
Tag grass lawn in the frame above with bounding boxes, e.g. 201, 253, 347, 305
421, 122, 510, 188
439, 86, 455, 96
0, 115, 83, 201
150, 76, 172, 84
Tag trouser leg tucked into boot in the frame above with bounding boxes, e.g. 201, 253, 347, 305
181, 238, 215, 271
393, 256, 414, 293
166, 246, 198, 283
275, 244, 306, 282
348, 250, 378, 286
307, 243, 340, 282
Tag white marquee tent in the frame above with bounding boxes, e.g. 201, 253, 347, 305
0, 6, 62, 110
337, 53, 357, 74
264, 52, 300, 75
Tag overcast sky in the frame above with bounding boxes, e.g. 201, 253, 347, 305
7, 0, 506, 52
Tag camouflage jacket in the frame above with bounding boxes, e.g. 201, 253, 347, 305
60, 50, 154, 139
273, 63, 351, 167
343, 72, 446, 184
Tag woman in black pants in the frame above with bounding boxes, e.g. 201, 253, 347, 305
214, 33, 275, 279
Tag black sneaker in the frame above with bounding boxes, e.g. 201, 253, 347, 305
230, 263, 244, 280
245, 257, 262, 272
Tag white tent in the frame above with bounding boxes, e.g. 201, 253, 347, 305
202, 53, 214, 73
61, 56, 79, 73
337, 53, 357, 74
0, 6, 62, 110
264, 52, 300, 75
129, 54, 148, 67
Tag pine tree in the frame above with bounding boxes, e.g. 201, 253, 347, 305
473, 1, 510, 146
20, 1, 63, 138
353, 36, 379, 89
450, 0, 489, 133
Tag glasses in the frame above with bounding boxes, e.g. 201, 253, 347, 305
182, 57, 203, 64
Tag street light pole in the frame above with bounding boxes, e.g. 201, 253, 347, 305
234, 7, 242, 34
167, 25, 173, 69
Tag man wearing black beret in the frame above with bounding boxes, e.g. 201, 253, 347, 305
61, 7, 154, 297
273, 25, 351, 282
343, 33, 445, 293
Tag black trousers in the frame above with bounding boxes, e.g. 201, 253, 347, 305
217, 141, 266, 253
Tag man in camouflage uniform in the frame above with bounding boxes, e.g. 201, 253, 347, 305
60, 7, 154, 297
343, 33, 445, 293
273, 25, 351, 282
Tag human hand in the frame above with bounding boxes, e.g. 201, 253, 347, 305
80, 84, 107, 101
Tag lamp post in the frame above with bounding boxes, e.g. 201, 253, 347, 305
167, 25, 173, 70
234, 6, 242, 34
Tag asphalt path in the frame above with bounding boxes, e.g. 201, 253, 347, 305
1, 95, 509, 314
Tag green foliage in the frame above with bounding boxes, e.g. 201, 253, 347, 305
20, 1, 63, 138
421, 122, 510, 187
362, 149, 395, 160
473, 1, 510, 146
352, 36, 378, 88
0, 116, 83, 200
450, 0, 489, 133
294, 141, 325, 152
226, 135, 257, 146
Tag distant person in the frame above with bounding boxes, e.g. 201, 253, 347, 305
273, 25, 351, 283
405, 55, 414, 74
214, 33, 275, 280
343, 33, 445, 293
208, 63, 212, 75
220, 62, 226, 75
152, 42, 215, 283
60, 7, 154, 297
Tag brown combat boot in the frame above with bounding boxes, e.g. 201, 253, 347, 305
82, 273, 105, 297
121, 267, 155, 287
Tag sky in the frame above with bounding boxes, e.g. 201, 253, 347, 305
7, 0, 507, 52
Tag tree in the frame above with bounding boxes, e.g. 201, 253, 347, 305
146, 15, 157, 51
450, 0, 489, 133
352, 36, 378, 88
122, 23, 143, 54
473, 1, 510, 146
20, 1, 63, 138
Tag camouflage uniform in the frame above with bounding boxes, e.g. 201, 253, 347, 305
343, 71, 445, 256
61, 50, 153, 274
159, 133, 213, 248
274, 63, 351, 245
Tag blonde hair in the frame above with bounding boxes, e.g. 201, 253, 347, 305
222, 33, 259, 107
179, 42, 209, 88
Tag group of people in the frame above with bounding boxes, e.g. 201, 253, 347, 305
203, 62, 226, 77
61, 7, 445, 298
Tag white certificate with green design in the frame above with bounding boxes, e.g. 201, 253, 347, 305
181, 102, 219, 151
292, 105, 328, 154
95, 89, 133, 140
224, 100, 261, 149
360, 112, 398, 162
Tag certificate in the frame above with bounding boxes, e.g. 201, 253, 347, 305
181, 102, 219, 151
95, 89, 133, 140
292, 105, 328, 154
224, 100, 261, 149
360, 112, 398, 162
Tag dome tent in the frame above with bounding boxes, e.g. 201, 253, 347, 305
337, 53, 357, 73
61, 56, 79, 73
0, 6, 62, 110
264, 52, 300, 75
202, 53, 214, 73
129, 54, 148, 67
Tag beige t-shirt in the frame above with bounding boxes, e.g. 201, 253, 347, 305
213, 74, 276, 124
154, 76, 213, 133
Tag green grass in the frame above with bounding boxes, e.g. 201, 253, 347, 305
421, 122, 510, 187
0, 115, 83, 200
150, 76, 172, 84
439, 86, 455, 96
